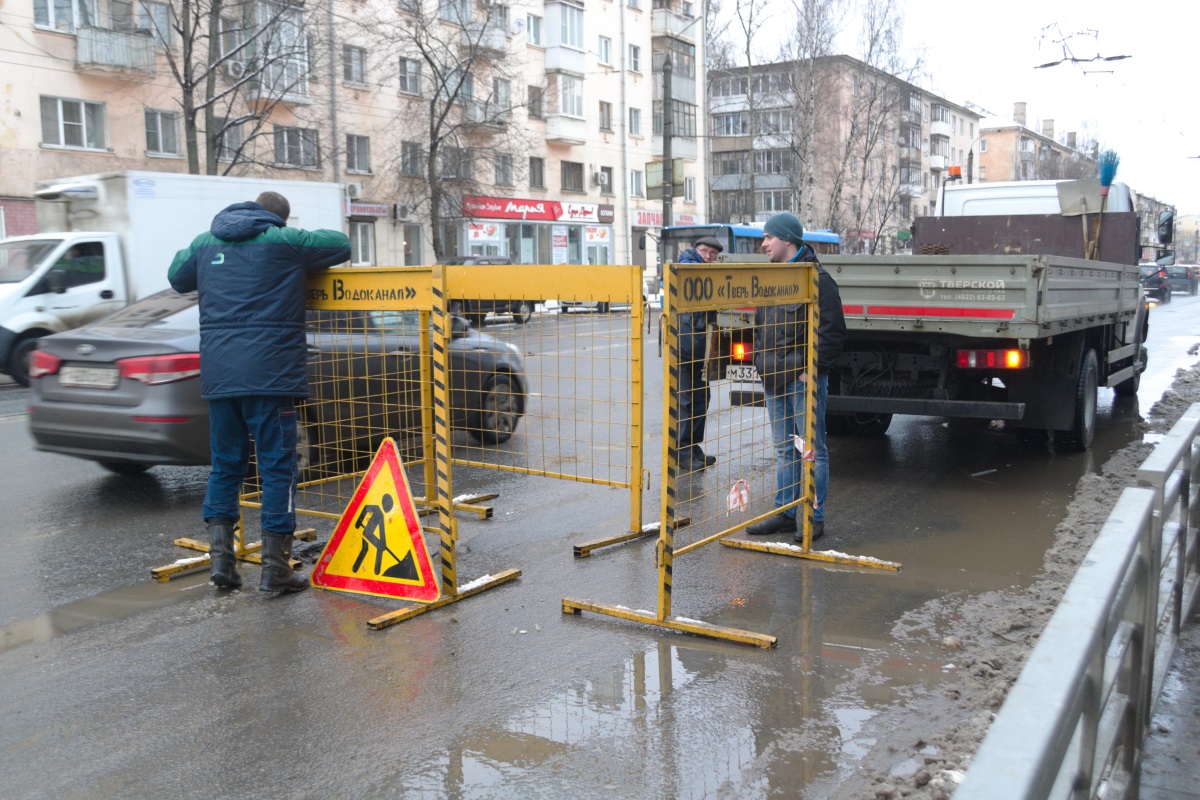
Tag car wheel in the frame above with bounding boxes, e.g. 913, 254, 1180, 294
99, 461, 152, 475
596, 302, 610, 314
511, 300, 533, 324
8, 335, 41, 388
467, 373, 521, 445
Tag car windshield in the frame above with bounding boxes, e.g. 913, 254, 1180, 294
1167, 267, 1189, 277
0, 240, 59, 284
1140, 266, 1158, 277
97, 289, 200, 329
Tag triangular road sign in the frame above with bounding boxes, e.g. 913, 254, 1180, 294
311, 438, 440, 602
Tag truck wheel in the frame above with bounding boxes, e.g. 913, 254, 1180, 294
511, 300, 533, 324
845, 412, 892, 437
1059, 349, 1098, 452
8, 336, 41, 387
1113, 344, 1145, 399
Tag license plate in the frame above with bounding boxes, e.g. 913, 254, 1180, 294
726, 364, 759, 381
59, 365, 119, 389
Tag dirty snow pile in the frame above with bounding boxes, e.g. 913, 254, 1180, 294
840, 361, 1200, 800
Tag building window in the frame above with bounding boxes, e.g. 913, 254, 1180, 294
346, 134, 370, 173
218, 15, 245, 65
598, 35, 611, 65
492, 77, 511, 115
561, 160, 584, 192
350, 221, 374, 266
399, 58, 421, 94
401, 140, 422, 176
653, 100, 697, 137
979, 166, 987, 180
528, 85, 545, 119
684, 176, 695, 203
34, 0, 94, 31
627, 0, 639, 9
343, 45, 366, 83
138, 1, 171, 47
979, 139, 987, 153
712, 112, 748, 136
440, 68, 474, 104
756, 190, 790, 213
630, 169, 644, 197
273, 126, 319, 168
529, 156, 545, 188
559, 75, 583, 117
215, 118, 243, 162
599, 101, 613, 131
600, 166, 614, 194
438, 0, 470, 23
629, 107, 642, 136
40, 96, 107, 150
628, 44, 641, 73
259, 2, 308, 99
144, 108, 179, 155
441, 146, 473, 180
403, 223, 422, 265
527, 13, 542, 45
560, 3, 583, 49
495, 153, 513, 185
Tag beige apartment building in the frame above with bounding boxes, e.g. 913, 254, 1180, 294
0, 0, 707, 272
975, 102, 1093, 184
707, 55, 981, 254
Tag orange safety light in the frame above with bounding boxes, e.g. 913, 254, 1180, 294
948, 165, 962, 179
731, 341, 750, 361
956, 349, 1029, 369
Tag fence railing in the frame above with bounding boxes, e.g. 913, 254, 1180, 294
956, 403, 1200, 799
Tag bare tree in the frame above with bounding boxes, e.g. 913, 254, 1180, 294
341, 0, 536, 259
731, 0, 770, 221
139, 0, 329, 175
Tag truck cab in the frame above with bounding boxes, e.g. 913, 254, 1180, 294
0, 232, 127, 384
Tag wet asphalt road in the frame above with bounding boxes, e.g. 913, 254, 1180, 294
1, 297, 1199, 799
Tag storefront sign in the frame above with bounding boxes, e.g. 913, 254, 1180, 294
675, 213, 698, 225
633, 209, 663, 227
345, 200, 389, 217
467, 222, 503, 242
463, 194, 606, 223
585, 226, 610, 243
598, 204, 615, 224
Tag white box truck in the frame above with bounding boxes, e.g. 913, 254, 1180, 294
0, 170, 346, 384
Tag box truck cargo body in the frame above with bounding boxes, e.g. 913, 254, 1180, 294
0, 171, 345, 384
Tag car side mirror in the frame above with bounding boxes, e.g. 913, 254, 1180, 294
46, 270, 68, 294
450, 314, 470, 338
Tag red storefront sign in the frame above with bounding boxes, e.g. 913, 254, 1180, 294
463, 195, 612, 223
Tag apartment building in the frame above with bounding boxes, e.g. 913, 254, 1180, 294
707, 55, 980, 254
975, 103, 1093, 184
0, 0, 707, 270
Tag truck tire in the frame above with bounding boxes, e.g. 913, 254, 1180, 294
1059, 349, 1098, 452
8, 335, 41, 388
844, 412, 892, 437
1113, 344, 1145, 399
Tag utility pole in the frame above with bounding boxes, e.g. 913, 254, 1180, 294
662, 56, 674, 228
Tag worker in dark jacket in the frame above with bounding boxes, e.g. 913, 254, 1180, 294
169, 192, 351, 592
675, 235, 723, 472
746, 212, 846, 542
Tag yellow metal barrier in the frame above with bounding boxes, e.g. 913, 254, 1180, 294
563, 260, 899, 647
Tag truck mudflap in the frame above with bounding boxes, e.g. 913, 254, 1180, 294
828, 395, 1026, 420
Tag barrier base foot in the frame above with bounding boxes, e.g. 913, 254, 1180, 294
561, 597, 777, 648
418, 494, 498, 520
151, 528, 316, 582
721, 538, 901, 571
367, 568, 522, 630
574, 517, 692, 558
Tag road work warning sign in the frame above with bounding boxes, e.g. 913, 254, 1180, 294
310, 438, 440, 602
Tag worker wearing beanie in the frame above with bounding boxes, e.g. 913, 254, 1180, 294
746, 212, 846, 542
674, 236, 723, 472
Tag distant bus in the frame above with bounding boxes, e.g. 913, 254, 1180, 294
660, 223, 841, 263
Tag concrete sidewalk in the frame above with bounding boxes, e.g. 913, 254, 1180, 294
1139, 612, 1200, 799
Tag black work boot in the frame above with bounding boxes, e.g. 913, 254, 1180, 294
207, 521, 242, 589
259, 535, 310, 594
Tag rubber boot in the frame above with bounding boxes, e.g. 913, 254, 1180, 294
259, 535, 309, 594
207, 521, 242, 589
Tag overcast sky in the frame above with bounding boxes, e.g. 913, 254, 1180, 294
746, 0, 1200, 213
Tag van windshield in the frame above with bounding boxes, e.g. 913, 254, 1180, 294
0, 240, 59, 284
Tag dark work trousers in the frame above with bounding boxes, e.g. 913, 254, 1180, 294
203, 396, 299, 535
677, 311, 713, 459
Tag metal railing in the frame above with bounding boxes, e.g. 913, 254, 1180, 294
957, 403, 1200, 799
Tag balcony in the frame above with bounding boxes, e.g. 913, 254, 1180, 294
929, 154, 946, 171
544, 45, 587, 75
653, 71, 696, 105
651, 8, 699, 40
546, 113, 587, 145
1020, 149, 1035, 162
460, 24, 506, 54
75, 27, 155, 76
930, 119, 951, 138
899, 145, 920, 161
464, 101, 509, 129
653, 134, 697, 161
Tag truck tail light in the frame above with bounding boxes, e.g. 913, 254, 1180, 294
955, 349, 1030, 369
731, 341, 751, 362
29, 350, 62, 379
118, 354, 202, 385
